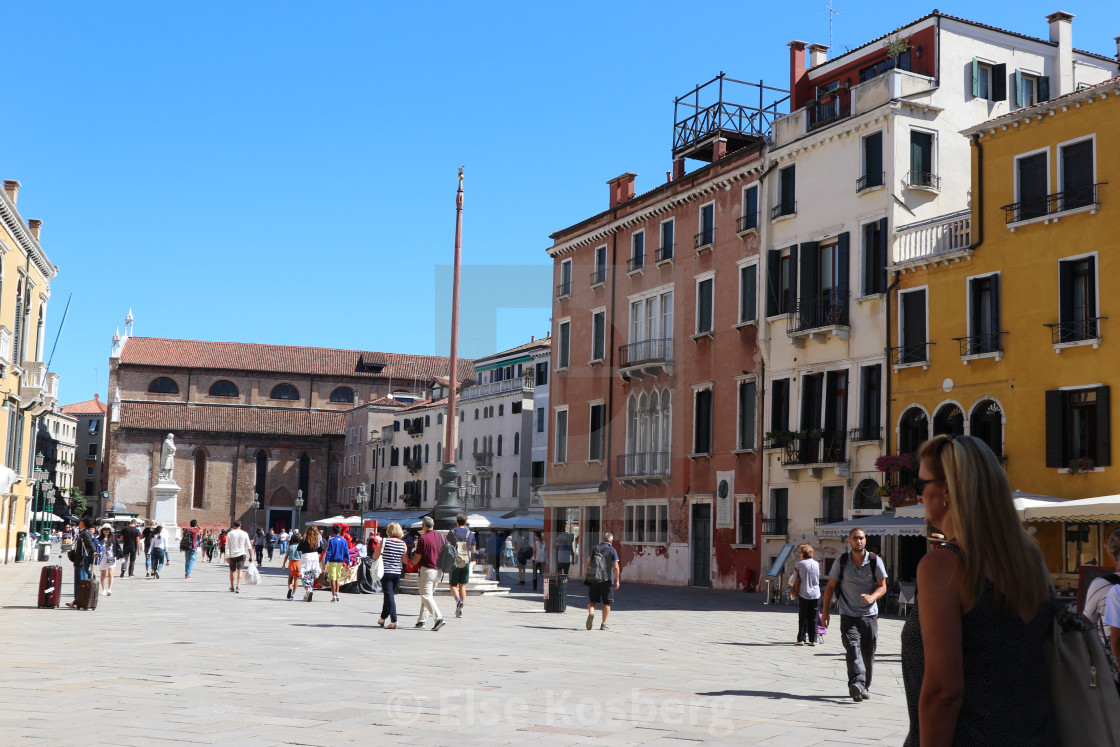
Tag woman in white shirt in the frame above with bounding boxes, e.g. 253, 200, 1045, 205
148, 526, 167, 579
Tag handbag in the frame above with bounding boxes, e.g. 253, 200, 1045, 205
372, 555, 384, 580
1045, 598, 1120, 746
245, 562, 262, 586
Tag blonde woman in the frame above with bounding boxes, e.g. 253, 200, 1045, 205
901, 435, 1054, 746
373, 522, 407, 629
297, 526, 323, 602
789, 544, 821, 646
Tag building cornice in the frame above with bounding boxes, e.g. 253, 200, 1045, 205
0, 190, 57, 282
962, 80, 1120, 139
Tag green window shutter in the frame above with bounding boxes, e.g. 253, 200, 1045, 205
1045, 390, 1063, 468
1038, 76, 1050, 102
1014, 69, 1023, 107
971, 58, 980, 98
992, 63, 1007, 102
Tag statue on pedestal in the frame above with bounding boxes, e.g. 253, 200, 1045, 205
158, 433, 176, 483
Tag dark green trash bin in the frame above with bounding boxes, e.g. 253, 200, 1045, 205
15, 532, 26, 562
543, 574, 568, 613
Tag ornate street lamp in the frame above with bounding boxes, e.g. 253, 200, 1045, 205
461, 470, 476, 513
295, 490, 304, 530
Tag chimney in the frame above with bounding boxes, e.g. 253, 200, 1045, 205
1047, 11, 1075, 97
1115, 35, 1120, 63
27, 219, 41, 242
3, 180, 19, 206
808, 43, 829, 68
788, 41, 808, 99
607, 173, 637, 209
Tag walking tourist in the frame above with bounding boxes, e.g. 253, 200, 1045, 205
65, 517, 96, 608
820, 527, 887, 702
118, 519, 141, 577
413, 516, 446, 630
183, 519, 201, 578
284, 530, 302, 600
254, 528, 265, 565
218, 528, 227, 563
555, 524, 575, 575
266, 529, 277, 562
297, 526, 323, 601
1084, 527, 1120, 683
503, 533, 514, 572
225, 520, 252, 593
142, 525, 153, 577
324, 525, 349, 602
790, 544, 821, 646
95, 524, 120, 597
515, 532, 531, 585
446, 513, 475, 618
582, 532, 620, 630
486, 530, 501, 581
531, 531, 546, 590
279, 528, 290, 557
375, 522, 407, 629
148, 525, 167, 579
902, 434, 1056, 745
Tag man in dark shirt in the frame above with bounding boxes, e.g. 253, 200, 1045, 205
118, 519, 142, 577
66, 517, 96, 607
413, 516, 446, 631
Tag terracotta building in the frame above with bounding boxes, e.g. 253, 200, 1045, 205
58, 394, 110, 517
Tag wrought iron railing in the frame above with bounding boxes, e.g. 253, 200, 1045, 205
808, 91, 851, 130
856, 172, 884, 192
788, 291, 850, 333
814, 515, 845, 527
556, 280, 571, 298
737, 213, 759, 233
672, 74, 790, 155
781, 432, 847, 465
1001, 183, 1104, 224
889, 342, 933, 366
761, 518, 788, 535
618, 338, 674, 368
694, 229, 715, 250
771, 201, 796, 219
627, 256, 645, 272
472, 452, 493, 468
1045, 317, 1105, 344
906, 171, 941, 190
850, 425, 883, 442
590, 267, 607, 286
656, 244, 674, 263
616, 452, 671, 479
952, 332, 1004, 356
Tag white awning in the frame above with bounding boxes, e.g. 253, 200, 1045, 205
1020, 494, 1120, 523
816, 514, 928, 538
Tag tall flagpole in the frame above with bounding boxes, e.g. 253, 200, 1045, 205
432, 168, 465, 530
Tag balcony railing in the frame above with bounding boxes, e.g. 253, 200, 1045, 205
736, 213, 758, 233
889, 343, 933, 366
1045, 317, 1105, 345
814, 515, 846, 527
894, 210, 971, 265
618, 338, 673, 368
656, 244, 674, 263
627, 256, 645, 273
850, 425, 883, 442
460, 377, 532, 401
616, 451, 671, 480
906, 171, 941, 191
694, 229, 714, 250
761, 518, 788, 536
405, 422, 424, 436
771, 201, 796, 220
808, 91, 851, 130
856, 172, 884, 192
556, 280, 571, 298
590, 267, 607, 286
781, 432, 847, 466
1001, 183, 1103, 225
952, 332, 1004, 356
788, 291, 849, 334
472, 452, 493, 468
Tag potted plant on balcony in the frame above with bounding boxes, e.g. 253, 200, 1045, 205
764, 430, 793, 448
874, 452, 918, 507
884, 34, 911, 60
1068, 457, 1096, 474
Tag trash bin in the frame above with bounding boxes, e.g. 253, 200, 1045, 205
543, 574, 568, 613
15, 532, 27, 562
37, 541, 51, 561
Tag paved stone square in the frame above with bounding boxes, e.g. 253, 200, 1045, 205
0, 558, 911, 745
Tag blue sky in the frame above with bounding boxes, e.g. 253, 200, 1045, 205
2, 1, 1116, 402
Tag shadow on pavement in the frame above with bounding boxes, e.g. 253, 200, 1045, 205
700, 689, 852, 704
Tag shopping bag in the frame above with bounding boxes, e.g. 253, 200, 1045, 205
373, 556, 384, 580
245, 561, 262, 586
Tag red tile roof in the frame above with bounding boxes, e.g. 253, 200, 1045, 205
59, 397, 108, 415
368, 396, 407, 408
963, 76, 1120, 132
119, 402, 345, 437
119, 337, 475, 382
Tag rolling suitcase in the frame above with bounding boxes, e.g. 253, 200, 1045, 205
38, 565, 62, 608
76, 578, 99, 610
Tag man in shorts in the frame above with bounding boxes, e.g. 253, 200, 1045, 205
582, 532, 620, 630
225, 520, 252, 593
324, 524, 350, 603
446, 514, 475, 618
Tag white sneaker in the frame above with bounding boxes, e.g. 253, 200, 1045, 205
106, 589, 112, 597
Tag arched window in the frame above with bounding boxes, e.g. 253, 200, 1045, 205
424, 444, 429, 463
473, 437, 479, 455
436, 442, 442, 462
271, 383, 300, 400
638, 393, 650, 454
512, 472, 519, 497
437, 413, 443, 425
299, 453, 311, 503
971, 399, 1004, 458
513, 432, 520, 454
209, 380, 239, 397
330, 386, 355, 403
899, 407, 929, 455
853, 478, 882, 510
255, 450, 267, 501
933, 403, 964, 438
474, 408, 479, 420
193, 450, 207, 509
148, 377, 179, 394
650, 391, 661, 456
499, 404, 504, 416
497, 434, 503, 456
495, 473, 501, 498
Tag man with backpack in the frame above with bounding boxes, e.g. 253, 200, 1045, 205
181, 519, 201, 578
446, 513, 476, 619
582, 532, 620, 631
820, 528, 887, 702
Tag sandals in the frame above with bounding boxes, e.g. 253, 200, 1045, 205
386, 622, 398, 629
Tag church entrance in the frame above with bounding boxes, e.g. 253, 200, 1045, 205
268, 508, 293, 533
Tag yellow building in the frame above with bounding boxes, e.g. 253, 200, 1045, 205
889, 77, 1120, 584
0, 180, 59, 563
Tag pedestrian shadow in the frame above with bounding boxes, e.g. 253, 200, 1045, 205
290, 623, 378, 630
699, 689, 852, 704
519, 624, 578, 631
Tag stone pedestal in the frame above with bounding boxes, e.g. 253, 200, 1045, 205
151, 480, 181, 543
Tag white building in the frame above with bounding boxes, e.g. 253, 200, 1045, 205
758, 12, 1116, 574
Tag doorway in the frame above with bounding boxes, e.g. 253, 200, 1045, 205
691, 503, 711, 587
268, 508, 293, 534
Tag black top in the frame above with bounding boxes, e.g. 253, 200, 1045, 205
121, 525, 141, 552
901, 546, 1056, 745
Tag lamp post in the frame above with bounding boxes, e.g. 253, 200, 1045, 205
32, 452, 45, 552
253, 493, 261, 535
295, 490, 304, 530
461, 470, 476, 513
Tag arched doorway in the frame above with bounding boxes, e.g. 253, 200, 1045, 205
971, 399, 1004, 459
933, 403, 964, 438
269, 487, 293, 532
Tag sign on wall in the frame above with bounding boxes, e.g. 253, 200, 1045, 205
715, 471, 734, 529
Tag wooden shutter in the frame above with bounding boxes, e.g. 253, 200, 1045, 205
1096, 386, 1111, 467
989, 274, 1001, 337
971, 58, 980, 97
1014, 69, 1023, 107
788, 245, 799, 311
1045, 390, 1063, 468
800, 241, 819, 303
1038, 76, 1050, 102
992, 63, 1007, 102
865, 132, 883, 186
766, 249, 780, 317
1058, 259, 1074, 327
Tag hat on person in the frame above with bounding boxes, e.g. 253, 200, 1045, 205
101, 524, 113, 531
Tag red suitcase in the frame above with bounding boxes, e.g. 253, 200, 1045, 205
38, 565, 62, 608
76, 578, 99, 610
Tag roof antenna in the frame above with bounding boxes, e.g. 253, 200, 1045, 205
826, 0, 841, 59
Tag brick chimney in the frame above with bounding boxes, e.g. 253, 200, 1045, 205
607, 173, 637, 209
808, 43, 829, 68
27, 219, 41, 241
1114, 35, 1120, 63
3, 180, 20, 206
1047, 11, 1075, 97
788, 41, 808, 100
